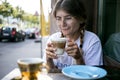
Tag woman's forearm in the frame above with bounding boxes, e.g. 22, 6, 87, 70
47, 58, 61, 73
76, 58, 85, 65
47, 58, 55, 69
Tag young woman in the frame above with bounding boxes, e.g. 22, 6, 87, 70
44, 0, 103, 72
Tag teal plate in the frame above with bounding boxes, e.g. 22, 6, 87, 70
62, 65, 107, 80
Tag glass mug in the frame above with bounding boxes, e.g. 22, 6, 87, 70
17, 58, 44, 80
51, 37, 66, 56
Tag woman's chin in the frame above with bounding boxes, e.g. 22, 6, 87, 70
62, 33, 70, 37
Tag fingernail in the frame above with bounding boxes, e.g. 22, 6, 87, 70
53, 48, 56, 51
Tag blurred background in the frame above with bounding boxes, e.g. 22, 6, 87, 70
0, 0, 119, 44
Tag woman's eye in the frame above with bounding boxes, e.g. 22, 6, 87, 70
65, 16, 72, 20
55, 16, 72, 21
56, 17, 61, 21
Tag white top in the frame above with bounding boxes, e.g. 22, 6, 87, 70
43, 30, 103, 69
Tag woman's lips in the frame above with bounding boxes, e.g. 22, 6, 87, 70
61, 28, 69, 30
61, 29, 69, 32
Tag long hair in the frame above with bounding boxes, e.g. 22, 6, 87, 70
53, 0, 87, 57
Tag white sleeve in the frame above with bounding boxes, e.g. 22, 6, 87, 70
84, 41, 103, 66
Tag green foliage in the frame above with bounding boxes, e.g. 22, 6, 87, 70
0, 0, 39, 24
0, 0, 13, 17
0, 18, 2, 24
12, 6, 25, 21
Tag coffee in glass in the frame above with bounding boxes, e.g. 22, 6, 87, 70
17, 58, 43, 80
51, 37, 66, 55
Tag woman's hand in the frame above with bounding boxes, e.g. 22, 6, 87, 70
46, 43, 58, 59
65, 39, 85, 64
65, 39, 81, 59
46, 43, 59, 72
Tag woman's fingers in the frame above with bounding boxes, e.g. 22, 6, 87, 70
65, 41, 79, 57
46, 51, 57, 59
47, 43, 53, 47
46, 43, 58, 59
67, 39, 74, 47
46, 47, 54, 53
46, 42, 55, 52
66, 43, 78, 52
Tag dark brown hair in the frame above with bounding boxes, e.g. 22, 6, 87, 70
53, 0, 87, 55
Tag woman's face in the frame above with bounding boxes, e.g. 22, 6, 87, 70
56, 9, 80, 37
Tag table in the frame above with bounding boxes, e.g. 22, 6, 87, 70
2, 66, 120, 80
1, 68, 72, 80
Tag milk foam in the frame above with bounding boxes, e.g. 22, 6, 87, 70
55, 48, 64, 55
51, 38, 66, 42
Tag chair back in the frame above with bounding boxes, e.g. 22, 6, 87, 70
103, 32, 120, 68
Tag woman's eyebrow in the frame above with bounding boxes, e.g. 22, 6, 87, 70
64, 15, 72, 17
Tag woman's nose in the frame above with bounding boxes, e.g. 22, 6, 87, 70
60, 19, 66, 27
